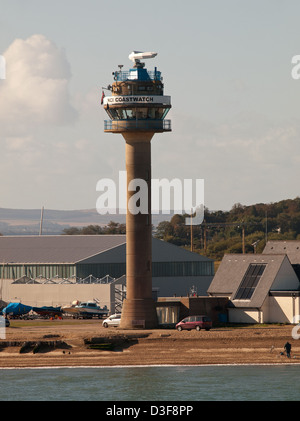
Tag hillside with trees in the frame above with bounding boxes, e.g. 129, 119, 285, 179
154, 198, 300, 261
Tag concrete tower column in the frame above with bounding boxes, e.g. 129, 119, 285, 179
120, 132, 158, 329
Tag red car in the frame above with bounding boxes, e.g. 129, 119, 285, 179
176, 315, 212, 331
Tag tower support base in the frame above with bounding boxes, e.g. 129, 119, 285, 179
120, 298, 158, 329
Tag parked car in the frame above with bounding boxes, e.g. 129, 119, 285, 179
176, 315, 212, 331
102, 313, 122, 328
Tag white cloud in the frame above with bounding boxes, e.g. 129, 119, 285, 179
0, 34, 77, 134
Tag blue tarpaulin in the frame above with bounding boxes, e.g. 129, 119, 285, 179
3, 302, 32, 316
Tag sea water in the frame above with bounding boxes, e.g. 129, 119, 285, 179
0, 364, 299, 401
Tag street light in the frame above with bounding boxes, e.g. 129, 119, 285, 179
251, 240, 260, 254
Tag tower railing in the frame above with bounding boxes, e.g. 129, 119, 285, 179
104, 119, 171, 132
114, 69, 162, 82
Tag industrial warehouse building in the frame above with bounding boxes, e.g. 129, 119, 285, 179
0, 235, 214, 314
208, 240, 300, 324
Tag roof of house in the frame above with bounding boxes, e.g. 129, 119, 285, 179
207, 254, 297, 308
263, 240, 300, 264
0, 235, 213, 265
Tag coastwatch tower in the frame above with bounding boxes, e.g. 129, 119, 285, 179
103, 51, 171, 329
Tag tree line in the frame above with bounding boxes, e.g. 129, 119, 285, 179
62, 221, 126, 235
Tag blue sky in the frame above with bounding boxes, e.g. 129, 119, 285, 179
1, 0, 300, 211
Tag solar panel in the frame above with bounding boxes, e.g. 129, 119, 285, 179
234, 263, 266, 300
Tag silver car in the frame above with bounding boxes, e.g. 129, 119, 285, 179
102, 313, 121, 328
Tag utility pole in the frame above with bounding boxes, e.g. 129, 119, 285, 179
39, 206, 44, 236
202, 221, 250, 254
265, 211, 268, 244
190, 209, 194, 252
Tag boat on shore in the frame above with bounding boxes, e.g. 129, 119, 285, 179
1, 302, 33, 318
32, 306, 62, 318
62, 300, 109, 319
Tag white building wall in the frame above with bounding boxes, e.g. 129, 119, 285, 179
1, 280, 112, 310
1, 275, 212, 313
228, 308, 261, 323
262, 295, 300, 324
229, 296, 300, 324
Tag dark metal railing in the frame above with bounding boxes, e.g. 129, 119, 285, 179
114, 70, 162, 82
104, 119, 171, 131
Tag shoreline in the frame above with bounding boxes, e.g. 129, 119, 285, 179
2, 362, 300, 370
0, 320, 299, 369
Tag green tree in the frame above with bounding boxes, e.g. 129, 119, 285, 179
155, 221, 173, 239
81, 225, 103, 235
62, 227, 81, 235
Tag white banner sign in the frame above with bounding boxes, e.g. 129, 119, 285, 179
103, 95, 171, 105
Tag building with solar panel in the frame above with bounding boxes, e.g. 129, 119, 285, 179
208, 241, 300, 324
0, 235, 214, 315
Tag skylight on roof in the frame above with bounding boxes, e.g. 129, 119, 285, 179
234, 263, 266, 300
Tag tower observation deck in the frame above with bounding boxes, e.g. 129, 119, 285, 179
103, 52, 171, 133
103, 52, 171, 329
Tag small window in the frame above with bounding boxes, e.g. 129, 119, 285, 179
125, 109, 134, 119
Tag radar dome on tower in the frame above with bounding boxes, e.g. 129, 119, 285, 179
128, 51, 157, 67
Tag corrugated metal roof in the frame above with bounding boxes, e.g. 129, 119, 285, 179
0, 235, 213, 265
0, 235, 126, 264
152, 238, 213, 262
